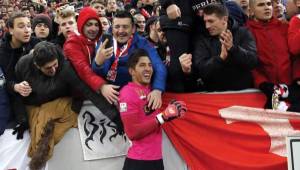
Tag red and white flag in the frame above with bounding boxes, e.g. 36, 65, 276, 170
162, 92, 300, 170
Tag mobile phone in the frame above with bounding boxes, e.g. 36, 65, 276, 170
102, 33, 113, 49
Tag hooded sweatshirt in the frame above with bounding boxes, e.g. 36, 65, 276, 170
64, 7, 105, 92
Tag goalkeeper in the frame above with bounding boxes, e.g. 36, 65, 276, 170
118, 48, 187, 170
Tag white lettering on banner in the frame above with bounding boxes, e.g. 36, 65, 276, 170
219, 106, 300, 157
192, 0, 218, 11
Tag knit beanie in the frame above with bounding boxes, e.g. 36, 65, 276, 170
32, 14, 52, 32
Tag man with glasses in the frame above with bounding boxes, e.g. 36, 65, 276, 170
32, 14, 52, 41
92, 10, 166, 112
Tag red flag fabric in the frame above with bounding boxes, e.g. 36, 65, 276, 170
162, 92, 300, 170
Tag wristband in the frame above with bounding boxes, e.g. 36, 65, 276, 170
156, 113, 165, 125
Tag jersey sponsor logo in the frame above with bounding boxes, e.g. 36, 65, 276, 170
0, 68, 6, 88
119, 102, 127, 112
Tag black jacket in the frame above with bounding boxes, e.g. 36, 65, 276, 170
50, 34, 66, 49
159, 0, 246, 34
192, 19, 258, 91
159, 0, 194, 31
0, 67, 11, 135
15, 52, 119, 121
0, 33, 39, 94
0, 33, 39, 124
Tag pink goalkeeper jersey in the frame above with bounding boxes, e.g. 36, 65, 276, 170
119, 82, 162, 160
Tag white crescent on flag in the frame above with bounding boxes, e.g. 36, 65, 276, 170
219, 106, 300, 157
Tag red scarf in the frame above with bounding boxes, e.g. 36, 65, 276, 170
106, 36, 133, 81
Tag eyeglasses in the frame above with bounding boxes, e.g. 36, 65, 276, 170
36, 23, 49, 28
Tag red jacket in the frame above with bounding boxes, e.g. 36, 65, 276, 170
288, 16, 300, 80
64, 7, 104, 91
246, 18, 292, 87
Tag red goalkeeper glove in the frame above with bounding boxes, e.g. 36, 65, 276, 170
156, 100, 187, 124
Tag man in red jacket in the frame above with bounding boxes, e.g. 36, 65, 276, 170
64, 7, 104, 93
247, 0, 292, 110
287, 0, 300, 78
64, 7, 120, 103
64, 7, 124, 131
286, 0, 300, 112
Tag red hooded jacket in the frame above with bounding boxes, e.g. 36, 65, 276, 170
64, 7, 104, 91
288, 16, 300, 80
246, 18, 292, 87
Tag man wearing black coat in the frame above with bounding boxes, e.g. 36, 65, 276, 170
159, 0, 194, 92
192, 4, 257, 91
15, 41, 120, 170
0, 12, 40, 139
0, 67, 11, 136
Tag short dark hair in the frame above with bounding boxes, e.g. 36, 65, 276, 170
33, 42, 62, 67
29, 4, 36, 11
127, 49, 150, 69
6, 12, 27, 28
145, 16, 158, 33
21, 7, 30, 12
90, 0, 106, 6
113, 10, 134, 26
203, 4, 229, 18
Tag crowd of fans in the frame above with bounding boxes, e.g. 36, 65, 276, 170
0, 0, 300, 169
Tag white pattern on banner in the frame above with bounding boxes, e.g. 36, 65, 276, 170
219, 106, 300, 157
78, 100, 130, 160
